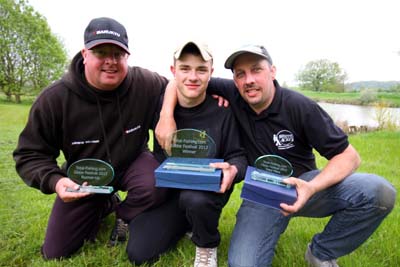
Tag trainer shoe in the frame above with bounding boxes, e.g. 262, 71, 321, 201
194, 246, 217, 267
185, 231, 193, 239
108, 217, 129, 247
305, 243, 339, 267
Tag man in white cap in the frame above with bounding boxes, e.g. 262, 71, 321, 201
14, 17, 170, 259
125, 41, 246, 267
156, 44, 396, 267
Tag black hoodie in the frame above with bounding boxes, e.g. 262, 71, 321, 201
13, 52, 168, 194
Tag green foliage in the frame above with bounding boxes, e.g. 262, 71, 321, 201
0, 0, 68, 103
359, 88, 378, 105
390, 83, 400, 93
296, 59, 347, 92
374, 102, 399, 130
1, 102, 399, 266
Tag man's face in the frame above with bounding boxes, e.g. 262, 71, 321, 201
232, 54, 276, 114
171, 53, 213, 107
82, 44, 129, 91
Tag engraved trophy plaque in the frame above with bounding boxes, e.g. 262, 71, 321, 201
155, 129, 223, 191
66, 158, 114, 194
241, 155, 297, 209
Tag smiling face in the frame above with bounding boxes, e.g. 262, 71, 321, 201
171, 53, 213, 108
232, 53, 277, 114
81, 44, 129, 91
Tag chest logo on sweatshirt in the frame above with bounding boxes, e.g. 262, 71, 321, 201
273, 130, 294, 150
71, 140, 100, 145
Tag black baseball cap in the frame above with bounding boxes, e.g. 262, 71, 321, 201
224, 44, 273, 70
84, 17, 130, 54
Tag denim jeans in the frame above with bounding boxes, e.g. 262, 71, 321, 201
228, 170, 396, 267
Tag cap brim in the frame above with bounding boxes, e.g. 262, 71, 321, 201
85, 39, 130, 54
224, 49, 269, 69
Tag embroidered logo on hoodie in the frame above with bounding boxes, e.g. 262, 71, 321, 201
273, 130, 294, 150
71, 140, 100, 145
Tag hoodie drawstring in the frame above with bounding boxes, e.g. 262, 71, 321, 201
95, 97, 112, 164
116, 94, 126, 147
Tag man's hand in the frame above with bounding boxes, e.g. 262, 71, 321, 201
279, 145, 360, 216
155, 116, 176, 155
55, 177, 91, 202
210, 162, 238, 193
155, 79, 178, 154
279, 177, 317, 216
211, 94, 230, 107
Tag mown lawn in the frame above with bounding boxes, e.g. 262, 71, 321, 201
0, 102, 398, 267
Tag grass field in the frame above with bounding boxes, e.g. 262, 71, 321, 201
0, 102, 399, 267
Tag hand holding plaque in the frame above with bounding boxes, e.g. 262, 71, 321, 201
155, 129, 223, 191
241, 155, 297, 210
66, 159, 114, 194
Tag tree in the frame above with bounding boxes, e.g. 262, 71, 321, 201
296, 59, 347, 92
0, 0, 68, 103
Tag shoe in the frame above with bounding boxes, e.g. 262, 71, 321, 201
185, 231, 193, 239
103, 193, 122, 217
305, 243, 339, 267
108, 217, 129, 247
194, 246, 217, 267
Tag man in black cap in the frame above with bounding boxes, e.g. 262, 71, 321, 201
155, 44, 396, 267
14, 17, 169, 259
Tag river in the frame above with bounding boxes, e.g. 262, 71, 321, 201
317, 102, 400, 128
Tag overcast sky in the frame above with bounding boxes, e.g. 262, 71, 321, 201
28, 0, 400, 85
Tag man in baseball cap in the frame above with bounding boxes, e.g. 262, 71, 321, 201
14, 16, 171, 262
155, 42, 396, 267
127, 40, 246, 267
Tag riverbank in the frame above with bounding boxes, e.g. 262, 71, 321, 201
317, 102, 400, 134
295, 89, 400, 107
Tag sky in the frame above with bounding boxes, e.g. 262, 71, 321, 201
28, 0, 400, 85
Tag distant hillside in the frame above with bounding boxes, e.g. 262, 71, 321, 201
346, 81, 400, 91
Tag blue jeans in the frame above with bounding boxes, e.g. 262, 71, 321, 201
228, 170, 396, 267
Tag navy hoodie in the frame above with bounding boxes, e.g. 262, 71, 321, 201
13, 52, 168, 194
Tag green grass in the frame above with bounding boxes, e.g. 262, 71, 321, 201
1, 103, 399, 266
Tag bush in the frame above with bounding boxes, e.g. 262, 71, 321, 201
359, 89, 378, 104
374, 102, 399, 130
